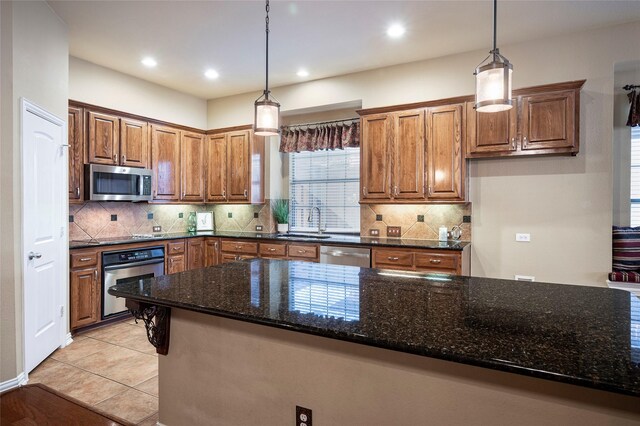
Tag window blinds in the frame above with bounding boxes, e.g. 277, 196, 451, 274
289, 148, 360, 233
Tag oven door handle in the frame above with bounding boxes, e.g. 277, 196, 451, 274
104, 259, 165, 271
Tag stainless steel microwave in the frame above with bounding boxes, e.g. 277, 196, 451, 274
86, 164, 153, 201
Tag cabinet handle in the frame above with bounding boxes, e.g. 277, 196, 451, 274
387, 257, 399, 261
394, 186, 399, 196
214, 242, 218, 250
268, 248, 276, 252
429, 259, 442, 264
173, 247, 180, 251
122, 154, 126, 163
298, 250, 306, 254
79, 257, 92, 262
75, 187, 80, 198
362, 187, 368, 197
244, 189, 248, 197
235, 245, 242, 249
113, 154, 117, 163
523, 136, 528, 146
511, 137, 516, 149
222, 190, 226, 198
94, 270, 97, 281
428, 186, 432, 195
170, 258, 174, 263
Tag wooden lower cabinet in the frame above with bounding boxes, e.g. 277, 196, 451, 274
167, 254, 186, 274
205, 238, 220, 267
70, 266, 100, 329
187, 238, 205, 270
372, 246, 469, 275
259, 242, 287, 259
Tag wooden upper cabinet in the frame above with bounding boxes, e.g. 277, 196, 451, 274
393, 110, 425, 200
68, 106, 84, 202
521, 90, 576, 152
466, 101, 517, 157
120, 118, 149, 168
205, 134, 228, 202
226, 130, 250, 202
426, 104, 465, 201
181, 132, 205, 201
88, 111, 119, 165
151, 125, 181, 200
361, 114, 393, 201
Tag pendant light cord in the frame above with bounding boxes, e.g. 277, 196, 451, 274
492, 0, 497, 59
265, 0, 270, 95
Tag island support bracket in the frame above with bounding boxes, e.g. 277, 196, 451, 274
126, 299, 171, 355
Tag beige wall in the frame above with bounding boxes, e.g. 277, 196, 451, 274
208, 21, 640, 286
613, 64, 640, 226
0, 0, 68, 383
161, 309, 640, 426
69, 57, 207, 129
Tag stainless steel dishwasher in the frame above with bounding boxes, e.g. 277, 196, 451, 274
320, 246, 371, 268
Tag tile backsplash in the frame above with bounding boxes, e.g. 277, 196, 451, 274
69, 201, 471, 242
360, 203, 472, 241
69, 201, 276, 241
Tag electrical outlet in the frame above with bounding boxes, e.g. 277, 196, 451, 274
255, 225, 263, 231
296, 406, 312, 426
369, 229, 380, 236
387, 226, 401, 237
153, 226, 162, 232
463, 215, 471, 223
515, 233, 531, 242
515, 275, 535, 282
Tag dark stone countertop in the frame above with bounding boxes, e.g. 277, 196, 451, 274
69, 231, 469, 251
109, 259, 640, 396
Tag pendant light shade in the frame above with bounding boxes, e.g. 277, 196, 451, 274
474, 0, 513, 113
254, 0, 280, 137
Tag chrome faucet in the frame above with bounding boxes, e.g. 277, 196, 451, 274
308, 207, 325, 234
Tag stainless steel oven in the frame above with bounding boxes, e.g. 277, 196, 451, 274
87, 164, 153, 201
102, 246, 165, 318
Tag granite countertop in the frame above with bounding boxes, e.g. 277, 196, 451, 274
109, 259, 640, 396
70, 230, 469, 251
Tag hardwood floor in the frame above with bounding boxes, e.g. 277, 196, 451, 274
28, 319, 159, 425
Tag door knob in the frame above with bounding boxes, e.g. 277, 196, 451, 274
28, 252, 42, 260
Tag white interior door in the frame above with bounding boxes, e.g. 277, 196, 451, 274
22, 99, 66, 373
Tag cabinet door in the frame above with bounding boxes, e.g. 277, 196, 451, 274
151, 125, 181, 200
167, 254, 186, 274
226, 131, 250, 202
466, 101, 517, 156
70, 267, 99, 329
187, 238, 205, 270
68, 106, 84, 202
205, 238, 220, 267
426, 104, 465, 201
120, 118, 149, 168
181, 132, 205, 201
361, 114, 393, 201
393, 110, 425, 200
521, 90, 576, 152
205, 134, 228, 202
88, 111, 119, 165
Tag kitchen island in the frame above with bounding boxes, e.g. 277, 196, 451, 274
109, 259, 640, 425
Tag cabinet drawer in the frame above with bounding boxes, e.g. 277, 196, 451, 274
415, 251, 458, 271
259, 243, 287, 258
373, 249, 414, 268
221, 240, 258, 254
167, 240, 185, 255
70, 251, 98, 268
221, 254, 256, 264
288, 244, 318, 259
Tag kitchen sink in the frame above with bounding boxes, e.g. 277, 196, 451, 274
277, 233, 331, 239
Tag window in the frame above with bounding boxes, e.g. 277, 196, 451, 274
631, 127, 640, 226
289, 148, 360, 233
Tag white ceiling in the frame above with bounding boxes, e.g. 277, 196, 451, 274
49, 1, 640, 100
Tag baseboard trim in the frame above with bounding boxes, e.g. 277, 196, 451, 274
0, 372, 27, 393
64, 332, 73, 347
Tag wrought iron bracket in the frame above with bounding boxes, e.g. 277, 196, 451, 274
126, 300, 171, 355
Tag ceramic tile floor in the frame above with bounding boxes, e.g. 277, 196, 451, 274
29, 319, 159, 425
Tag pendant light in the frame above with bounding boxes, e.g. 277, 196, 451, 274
254, 0, 280, 136
474, 0, 513, 112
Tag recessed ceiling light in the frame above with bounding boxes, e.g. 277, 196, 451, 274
297, 69, 309, 77
204, 69, 219, 79
386, 24, 406, 39
141, 57, 157, 68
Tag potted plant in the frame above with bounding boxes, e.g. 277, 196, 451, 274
272, 199, 289, 233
